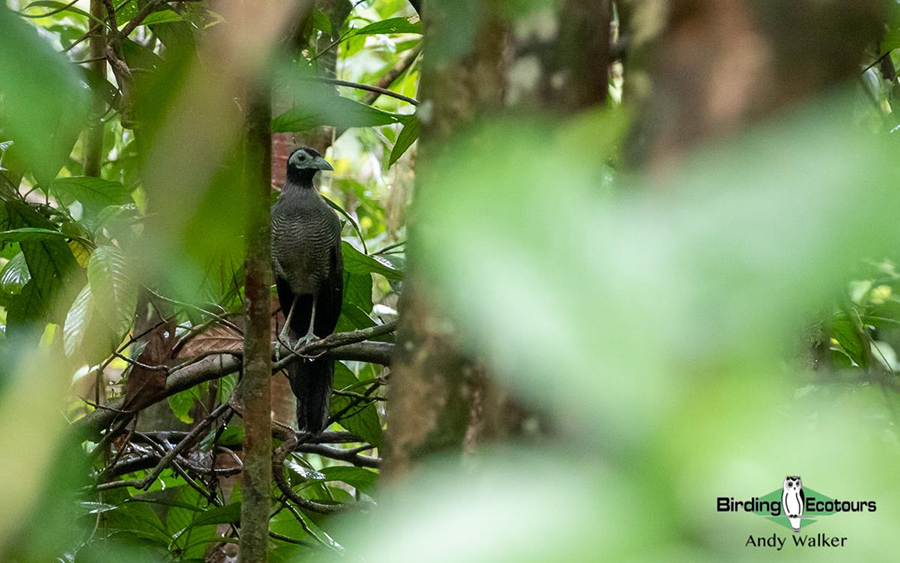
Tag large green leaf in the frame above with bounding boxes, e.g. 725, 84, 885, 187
62, 283, 94, 359
273, 94, 400, 133
184, 502, 241, 528
831, 314, 868, 368
330, 362, 382, 447
348, 17, 422, 37
0, 6, 89, 185
0, 252, 30, 294
62, 289, 134, 365
344, 271, 373, 312
389, 114, 418, 165
62, 246, 134, 362
5, 201, 81, 326
87, 245, 137, 336
94, 495, 170, 546
6, 279, 45, 330
335, 302, 376, 333
0, 227, 92, 246
18, 1, 101, 24
167, 384, 205, 424
162, 487, 217, 559
319, 466, 378, 497
138, 9, 183, 27
342, 241, 402, 280
310, 8, 333, 34
53, 176, 133, 216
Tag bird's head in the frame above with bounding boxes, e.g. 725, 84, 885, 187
286, 146, 333, 185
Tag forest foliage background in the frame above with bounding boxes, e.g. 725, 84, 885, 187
2, 0, 900, 561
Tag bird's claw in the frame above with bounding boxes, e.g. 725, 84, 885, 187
294, 333, 316, 350
274, 333, 316, 361
274, 331, 294, 362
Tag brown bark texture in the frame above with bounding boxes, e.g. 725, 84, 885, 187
383, 0, 614, 476
630, 0, 883, 170
238, 81, 274, 563
380, 1, 507, 480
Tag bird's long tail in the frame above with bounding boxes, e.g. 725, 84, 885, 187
287, 356, 334, 434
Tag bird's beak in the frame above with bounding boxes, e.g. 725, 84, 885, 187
311, 156, 333, 171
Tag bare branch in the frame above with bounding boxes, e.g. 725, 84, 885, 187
301, 76, 419, 106
362, 44, 422, 105
74, 323, 395, 441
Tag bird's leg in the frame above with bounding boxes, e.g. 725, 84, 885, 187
275, 296, 299, 361
294, 294, 318, 349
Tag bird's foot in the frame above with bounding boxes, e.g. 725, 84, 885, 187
275, 333, 317, 361
293, 332, 317, 351
274, 332, 294, 362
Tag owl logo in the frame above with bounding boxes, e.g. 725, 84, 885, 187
782, 475, 805, 532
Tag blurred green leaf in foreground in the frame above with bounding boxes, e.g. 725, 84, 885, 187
418, 95, 900, 442
326, 94, 900, 562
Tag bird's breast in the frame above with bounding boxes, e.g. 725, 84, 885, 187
271, 194, 341, 295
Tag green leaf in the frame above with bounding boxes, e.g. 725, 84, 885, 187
75, 501, 118, 516
342, 241, 402, 280
336, 301, 377, 333
5, 201, 82, 326
319, 466, 378, 497
138, 9, 183, 26
18, 1, 102, 25
286, 458, 325, 481
344, 271, 373, 312
273, 94, 400, 133
217, 372, 238, 403
87, 245, 137, 336
349, 17, 422, 37
390, 115, 418, 165
167, 384, 205, 424
0, 227, 92, 246
0, 7, 90, 185
113, 0, 139, 24
63, 283, 93, 358
166, 497, 241, 541
185, 502, 241, 529
7, 279, 45, 330
62, 280, 124, 362
165, 487, 218, 559
53, 176, 133, 216
324, 196, 367, 251
0, 252, 30, 294
330, 362, 382, 447
881, 28, 900, 55
832, 315, 868, 368
312, 8, 332, 34
101, 497, 170, 546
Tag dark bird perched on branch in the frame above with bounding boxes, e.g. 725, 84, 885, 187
272, 147, 343, 434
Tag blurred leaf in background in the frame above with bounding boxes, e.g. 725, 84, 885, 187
0, 5, 89, 186
418, 96, 900, 441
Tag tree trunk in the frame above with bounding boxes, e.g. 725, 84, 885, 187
237, 56, 274, 563
381, 1, 506, 480
83, 0, 106, 178
632, 0, 883, 171
382, 0, 615, 477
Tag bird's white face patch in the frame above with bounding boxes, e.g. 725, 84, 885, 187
289, 148, 323, 169
289, 150, 311, 168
